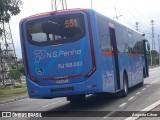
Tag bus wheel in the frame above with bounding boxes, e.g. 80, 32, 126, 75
67, 94, 86, 103
143, 68, 146, 78
139, 81, 144, 87
121, 74, 128, 97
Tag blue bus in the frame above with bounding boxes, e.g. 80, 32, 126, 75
19, 9, 149, 102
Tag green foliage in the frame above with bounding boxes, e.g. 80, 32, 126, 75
0, 83, 27, 99
17, 65, 24, 75
147, 50, 160, 66
0, 0, 23, 35
9, 65, 24, 80
9, 69, 21, 80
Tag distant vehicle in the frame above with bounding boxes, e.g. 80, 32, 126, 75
19, 8, 149, 102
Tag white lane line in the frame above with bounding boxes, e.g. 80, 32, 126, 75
42, 100, 62, 108
146, 85, 150, 88
0, 98, 28, 106
150, 78, 160, 85
136, 92, 141, 95
103, 111, 116, 119
142, 88, 146, 91
119, 103, 127, 107
125, 99, 160, 120
128, 96, 135, 101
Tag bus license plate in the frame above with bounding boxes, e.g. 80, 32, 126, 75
56, 79, 68, 84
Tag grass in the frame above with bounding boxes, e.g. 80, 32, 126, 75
0, 83, 27, 100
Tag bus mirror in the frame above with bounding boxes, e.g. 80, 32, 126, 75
147, 42, 150, 51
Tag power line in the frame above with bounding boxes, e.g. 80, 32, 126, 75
51, 0, 67, 11
113, 8, 123, 20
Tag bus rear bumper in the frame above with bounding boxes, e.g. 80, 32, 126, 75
27, 78, 102, 99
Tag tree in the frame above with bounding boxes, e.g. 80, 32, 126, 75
147, 50, 159, 66
17, 65, 24, 75
9, 65, 24, 83
0, 0, 23, 36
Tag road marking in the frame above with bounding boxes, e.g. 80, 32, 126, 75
119, 103, 127, 107
42, 100, 62, 108
146, 85, 150, 87
103, 111, 116, 119
125, 99, 160, 120
150, 78, 160, 85
128, 96, 135, 101
0, 98, 28, 106
136, 92, 141, 95
141, 88, 146, 91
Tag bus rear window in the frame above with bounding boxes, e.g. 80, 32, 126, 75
26, 13, 85, 46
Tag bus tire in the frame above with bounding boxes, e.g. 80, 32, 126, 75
67, 94, 86, 103
139, 81, 144, 87
121, 73, 128, 97
139, 68, 145, 87
143, 67, 146, 78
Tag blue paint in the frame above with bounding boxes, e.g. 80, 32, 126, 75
19, 9, 148, 99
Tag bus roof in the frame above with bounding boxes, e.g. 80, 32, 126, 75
22, 8, 87, 20
21, 8, 145, 37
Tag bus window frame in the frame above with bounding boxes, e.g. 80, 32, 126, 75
25, 13, 86, 46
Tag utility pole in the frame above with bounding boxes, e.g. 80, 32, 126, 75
113, 8, 122, 20
151, 20, 155, 50
135, 22, 139, 31
158, 35, 160, 66
0, 22, 18, 86
51, 0, 54, 10
150, 20, 155, 66
0, 43, 5, 86
91, 0, 93, 8
51, 0, 67, 11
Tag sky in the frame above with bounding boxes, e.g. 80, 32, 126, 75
9, 0, 160, 58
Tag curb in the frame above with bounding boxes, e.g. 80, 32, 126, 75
0, 95, 28, 104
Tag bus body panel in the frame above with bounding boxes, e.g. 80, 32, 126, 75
26, 72, 102, 98
95, 12, 146, 92
22, 12, 94, 86
20, 9, 148, 99
24, 37, 92, 85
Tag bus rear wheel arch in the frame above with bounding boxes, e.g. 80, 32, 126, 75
120, 71, 128, 97
116, 71, 128, 97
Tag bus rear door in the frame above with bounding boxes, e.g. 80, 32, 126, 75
108, 23, 121, 91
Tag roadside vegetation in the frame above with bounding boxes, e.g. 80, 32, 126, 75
0, 65, 27, 100
147, 50, 160, 66
0, 82, 27, 100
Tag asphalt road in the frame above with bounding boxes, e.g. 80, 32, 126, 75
0, 67, 160, 120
